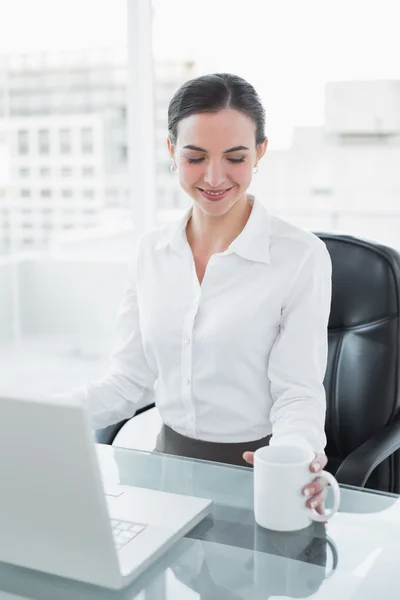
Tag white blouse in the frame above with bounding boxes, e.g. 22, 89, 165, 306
79, 197, 332, 454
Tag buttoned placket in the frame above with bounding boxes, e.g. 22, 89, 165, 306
179, 250, 202, 437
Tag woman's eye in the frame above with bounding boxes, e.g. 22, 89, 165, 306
186, 157, 204, 164
227, 157, 245, 164
185, 156, 245, 164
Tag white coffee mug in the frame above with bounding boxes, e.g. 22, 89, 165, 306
254, 445, 341, 532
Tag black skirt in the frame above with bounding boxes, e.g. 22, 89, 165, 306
155, 424, 271, 468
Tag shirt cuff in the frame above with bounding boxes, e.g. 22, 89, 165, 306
269, 434, 316, 457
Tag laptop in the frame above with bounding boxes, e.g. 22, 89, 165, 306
0, 394, 212, 589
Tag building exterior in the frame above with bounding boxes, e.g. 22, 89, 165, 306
251, 80, 400, 249
1, 51, 399, 255
0, 50, 196, 254
0, 113, 108, 253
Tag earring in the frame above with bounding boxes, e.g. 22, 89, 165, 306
170, 164, 178, 175
253, 165, 259, 174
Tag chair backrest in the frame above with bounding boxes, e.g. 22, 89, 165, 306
316, 233, 400, 492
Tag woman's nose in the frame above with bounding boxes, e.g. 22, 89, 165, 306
203, 161, 226, 187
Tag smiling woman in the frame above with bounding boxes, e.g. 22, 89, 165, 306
60, 72, 333, 516
167, 74, 267, 242
171, 108, 265, 212
180, 138, 248, 203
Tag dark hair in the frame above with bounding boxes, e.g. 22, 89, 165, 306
168, 73, 266, 147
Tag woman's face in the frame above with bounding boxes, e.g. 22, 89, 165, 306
168, 109, 267, 217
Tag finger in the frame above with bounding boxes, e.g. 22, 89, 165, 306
311, 453, 327, 473
319, 454, 328, 468
306, 488, 327, 511
242, 451, 254, 465
313, 476, 329, 493
303, 475, 328, 498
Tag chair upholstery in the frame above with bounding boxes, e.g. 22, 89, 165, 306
96, 233, 400, 494
317, 233, 400, 493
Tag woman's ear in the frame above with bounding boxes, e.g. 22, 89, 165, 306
167, 136, 175, 160
257, 137, 268, 162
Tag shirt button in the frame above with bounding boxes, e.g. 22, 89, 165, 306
186, 378, 191, 386
184, 337, 191, 345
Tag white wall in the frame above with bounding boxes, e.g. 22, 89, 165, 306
3, 258, 130, 353
49, 227, 137, 261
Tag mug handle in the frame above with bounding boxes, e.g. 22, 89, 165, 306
324, 536, 339, 579
309, 470, 341, 522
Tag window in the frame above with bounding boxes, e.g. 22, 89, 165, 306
311, 188, 333, 197
2, 0, 130, 403
82, 167, 94, 177
38, 129, 50, 155
118, 144, 127, 164
81, 127, 93, 154
150, 0, 400, 252
18, 130, 29, 155
59, 128, 71, 154
113, 68, 127, 85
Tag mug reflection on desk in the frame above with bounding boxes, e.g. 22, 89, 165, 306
253, 523, 338, 598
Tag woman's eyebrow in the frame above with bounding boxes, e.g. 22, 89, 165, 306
183, 144, 249, 153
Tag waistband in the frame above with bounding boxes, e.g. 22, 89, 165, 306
155, 424, 271, 467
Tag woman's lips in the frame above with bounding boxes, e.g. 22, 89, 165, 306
198, 187, 233, 201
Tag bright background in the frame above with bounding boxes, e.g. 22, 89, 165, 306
0, 0, 399, 397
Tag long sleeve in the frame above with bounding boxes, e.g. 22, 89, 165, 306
268, 241, 332, 454
54, 256, 157, 431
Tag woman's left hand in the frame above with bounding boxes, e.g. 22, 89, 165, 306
243, 451, 328, 516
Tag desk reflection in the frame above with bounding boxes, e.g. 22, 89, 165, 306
0, 520, 337, 600
174, 518, 336, 599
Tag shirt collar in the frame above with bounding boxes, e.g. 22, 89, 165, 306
155, 206, 193, 255
155, 196, 271, 264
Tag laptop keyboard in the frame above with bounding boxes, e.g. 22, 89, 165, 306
110, 518, 147, 551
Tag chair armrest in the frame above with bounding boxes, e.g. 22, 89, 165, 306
94, 419, 129, 445
94, 403, 155, 445
335, 415, 400, 488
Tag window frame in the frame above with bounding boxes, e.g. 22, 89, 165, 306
126, 0, 156, 236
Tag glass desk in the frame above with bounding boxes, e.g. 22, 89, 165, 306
1, 444, 400, 599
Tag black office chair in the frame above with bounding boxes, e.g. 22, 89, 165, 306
96, 233, 400, 494
94, 404, 154, 445
317, 233, 400, 494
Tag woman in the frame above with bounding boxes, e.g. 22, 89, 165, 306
81, 74, 332, 514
